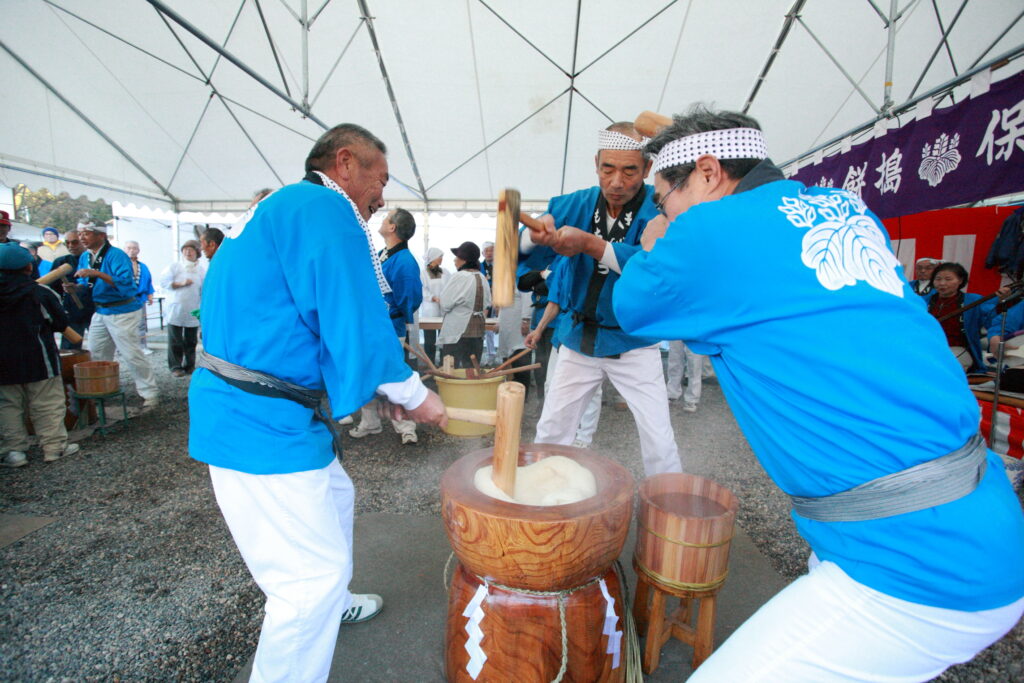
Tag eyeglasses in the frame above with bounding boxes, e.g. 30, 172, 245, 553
655, 179, 684, 216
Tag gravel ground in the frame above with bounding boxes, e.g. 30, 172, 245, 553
1, 359, 1021, 681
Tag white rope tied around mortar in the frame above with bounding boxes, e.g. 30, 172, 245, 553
443, 552, 643, 683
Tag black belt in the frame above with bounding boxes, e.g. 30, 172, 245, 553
95, 298, 137, 309
571, 312, 621, 359
196, 350, 344, 460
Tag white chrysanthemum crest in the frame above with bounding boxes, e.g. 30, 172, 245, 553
779, 191, 904, 298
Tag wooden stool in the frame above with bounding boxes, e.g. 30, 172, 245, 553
70, 389, 127, 435
631, 556, 721, 674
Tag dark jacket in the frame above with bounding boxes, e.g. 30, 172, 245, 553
0, 271, 69, 385
49, 253, 94, 324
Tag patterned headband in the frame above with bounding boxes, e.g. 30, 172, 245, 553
651, 128, 768, 174
598, 129, 649, 151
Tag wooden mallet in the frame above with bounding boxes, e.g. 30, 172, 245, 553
634, 110, 673, 138
493, 189, 520, 309
444, 381, 526, 498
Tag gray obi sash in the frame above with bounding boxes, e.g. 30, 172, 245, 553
196, 350, 344, 460
790, 433, 988, 522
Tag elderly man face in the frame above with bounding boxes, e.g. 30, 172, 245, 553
594, 148, 651, 215
200, 238, 218, 260
0, 221, 9, 242
78, 228, 105, 251
124, 241, 140, 259
64, 232, 84, 257
337, 143, 389, 221
916, 260, 937, 281
482, 244, 494, 262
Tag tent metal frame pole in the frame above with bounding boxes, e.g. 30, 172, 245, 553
0, 39, 178, 204
575, 0, 680, 77
357, 0, 427, 201
781, 42, 1024, 169
157, 11, 284, 187
882, 0, 898, 113
930, 0, 960, 77
797, 15, 881, 114
743, 0, 806, 114
301, 0, 310, 110
0, 163, 171, 205
312, 19, 363, 106
310, 0, 331, 27
907, 0, 968, 100
254, 0, 293, 97
477, 0, 570, 78
144, 0, 328, 128
969, 8, 1023, 69
560, 0, 583, 195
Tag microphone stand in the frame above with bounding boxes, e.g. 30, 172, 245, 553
937, 279, 1024, 322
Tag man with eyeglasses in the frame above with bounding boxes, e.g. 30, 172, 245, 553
611, 104, 1024, 680
48, 229, 93, 349
520, 122, 681, 476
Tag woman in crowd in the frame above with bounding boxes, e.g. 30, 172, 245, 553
438, 241, 489, 369
160, 240, 204, 377
419, 246, 449, 364
926, 262, 996, 372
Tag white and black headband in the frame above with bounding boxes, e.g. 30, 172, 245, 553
651, 128, 767, 175
598, 129, 649, 151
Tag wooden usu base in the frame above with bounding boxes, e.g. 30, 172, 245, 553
441, 444, 634, 682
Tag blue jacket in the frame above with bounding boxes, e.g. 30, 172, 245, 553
135, 261, 154, 304
77, 243, 142, 315
614, 171, 1024, 611
548, 185, 659, 357
189, 181, 415, 474
381, 245, 423, 337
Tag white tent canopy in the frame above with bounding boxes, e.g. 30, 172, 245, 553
2, 0, 1022, 213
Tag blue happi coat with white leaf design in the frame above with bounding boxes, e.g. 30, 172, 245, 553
613, 161, 1024, 612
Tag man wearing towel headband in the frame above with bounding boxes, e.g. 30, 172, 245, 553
610, 104, 1024, 680
188, 123, 447, 682
521, 122, 681, 476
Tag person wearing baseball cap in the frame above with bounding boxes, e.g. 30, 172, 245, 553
0, 244, 81, 467
72, 221, 159, 409
0, 210, 12, 245
438, 241, 490, 368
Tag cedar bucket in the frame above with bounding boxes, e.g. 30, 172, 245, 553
434, 370, 506, 437
441, 444, 634, 682
73, 361, 120, 396
635, 473, 738, 593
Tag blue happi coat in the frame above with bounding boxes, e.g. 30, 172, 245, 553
547, 185, 659, 357
77, 244, 142, 315
381, 246, 422, 336
188, 181, 414, 474
613, 162, 1024, 611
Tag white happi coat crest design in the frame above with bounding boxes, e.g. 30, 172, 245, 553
778, 190, 904, 298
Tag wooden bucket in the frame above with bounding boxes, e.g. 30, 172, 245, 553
635, 473, 738, 593
60, 350, 94, 428
73, 361, 120, 396
434, 370, 506, 437
441, 444, 634, 681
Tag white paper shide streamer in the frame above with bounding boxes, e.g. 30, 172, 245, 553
462, 583, 489, 679
598, 578, 623, 669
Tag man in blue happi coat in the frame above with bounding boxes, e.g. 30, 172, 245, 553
188, 124, 447, 682
521, 122, 681, 475
349, 207, 424, 444
611, 104, 1024, 680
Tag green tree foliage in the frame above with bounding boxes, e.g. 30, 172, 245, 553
13, 185, 113, 234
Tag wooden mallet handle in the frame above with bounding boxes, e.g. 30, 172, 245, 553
444, 407, 497, 425
62, 327, 83, 345
493, 189, 520, 308
491, 381, 526, 498
36, 263, 73, 286
634, 110, 672, 138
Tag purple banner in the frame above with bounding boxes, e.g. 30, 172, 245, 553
793, 70, 1024, 219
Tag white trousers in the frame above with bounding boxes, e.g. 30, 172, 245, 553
690, 555, 1024, 682
665, 340, 704, 404
209, 461, 355, 683
89, 309, 158, 399
543, 345, 602, 446
536, 345, 681, 475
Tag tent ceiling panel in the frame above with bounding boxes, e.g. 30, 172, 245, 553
1, 0, 1021, 210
